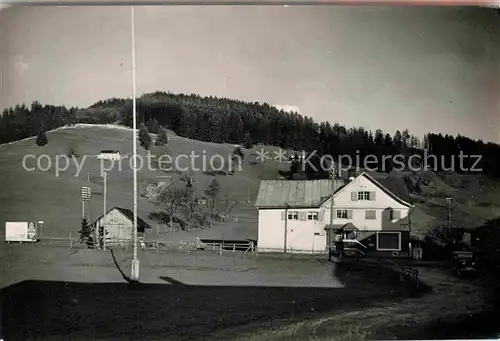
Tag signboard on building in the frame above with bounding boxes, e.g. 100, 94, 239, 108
5, 222, 37, 242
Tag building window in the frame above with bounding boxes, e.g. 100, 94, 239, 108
336, 210, 348, 219
288, 211, 299, 220
376, 232, 401, 251
307, 212, 319, 220
110, 214, 119, 223
365, 210, 376, 220
358, 191, 370, 200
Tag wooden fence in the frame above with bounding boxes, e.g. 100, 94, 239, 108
381, 258, 420, 287
28, 236, 258, 257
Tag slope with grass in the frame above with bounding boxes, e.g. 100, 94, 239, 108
0, 125, 289, 243
1, 124, 499, 245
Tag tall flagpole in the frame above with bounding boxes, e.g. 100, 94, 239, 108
131, 6, 139, 281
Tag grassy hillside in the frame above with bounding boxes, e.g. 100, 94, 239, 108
0, 125, 290, 243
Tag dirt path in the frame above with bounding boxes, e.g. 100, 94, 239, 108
220, 260, 496, 341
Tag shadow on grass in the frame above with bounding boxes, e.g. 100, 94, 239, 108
2, 264, 422, 341
110, 249, 139, 284
333, 258, 432, 299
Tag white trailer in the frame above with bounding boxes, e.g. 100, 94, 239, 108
5, 222, 37, 243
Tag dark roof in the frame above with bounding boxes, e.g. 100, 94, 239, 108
94, 206, 151, 233
367, 173, 412, 206
100, 150, 120, 153
254, 179, 346, 208
325, 223, 358, 231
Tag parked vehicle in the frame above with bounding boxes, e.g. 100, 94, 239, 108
451, 250, 477, 275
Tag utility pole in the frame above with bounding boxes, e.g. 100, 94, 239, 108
131, 6, 139, 282
284, 203, 289, 253
328, 163, 338, 261
102, 171, 107, 251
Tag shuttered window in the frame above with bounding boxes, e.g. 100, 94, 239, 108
336, 210, 352, 219
288, 211, 299, 220
365, 210, 376, 220
351, 192, 358, 201
358, 191, 370, 200
307, 212, 319, 220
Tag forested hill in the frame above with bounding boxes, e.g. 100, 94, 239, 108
1, 91, 500, 177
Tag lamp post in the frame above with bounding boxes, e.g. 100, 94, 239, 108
130, 6, 139, 282
102, 171, 107, 251
328, 163, 338, 261
38, 221, 44, 239
284, 203, 289, 253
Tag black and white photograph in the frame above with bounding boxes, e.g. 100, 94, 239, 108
1, 4, 500, 340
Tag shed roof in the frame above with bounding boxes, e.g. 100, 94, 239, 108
254, 179, 346, 208
94, 206, 151, 233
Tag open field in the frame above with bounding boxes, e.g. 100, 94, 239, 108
1, 243, 427, 340
2, 242, 498, 340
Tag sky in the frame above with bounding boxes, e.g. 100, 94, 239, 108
1, 6, 499, 142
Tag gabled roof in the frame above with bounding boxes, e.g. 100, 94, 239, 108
254, 179, 346, 208
254, 172, 412, 209
361, 172, 412, 207
94, 206, 151, 233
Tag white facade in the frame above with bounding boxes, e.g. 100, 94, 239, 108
95, 208, 134, 242
256, 173, 412, 253
257, 208, 327, 253
321, 174, 410, 232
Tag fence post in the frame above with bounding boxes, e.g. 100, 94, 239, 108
219, 243, 222, 256
69, 237, 73, 250
233, 244, 236, 252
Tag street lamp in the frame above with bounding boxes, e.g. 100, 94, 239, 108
328, 164, 338, 261
101, 171, 107, 251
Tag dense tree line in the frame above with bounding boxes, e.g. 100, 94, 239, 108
1, 92, 500, 177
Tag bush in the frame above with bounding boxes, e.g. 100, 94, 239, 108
67, 142, 80, 157
138, 123, 152, 150
78, 217, 94, 248
147, 119, 160, 134
155, 127, 169, 146
243, 131, 253, 149
36, 130, 48, 146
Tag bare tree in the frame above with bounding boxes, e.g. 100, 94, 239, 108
204, 178, 221, 228
181, 187, 199, 230
155, 185, 186, 232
